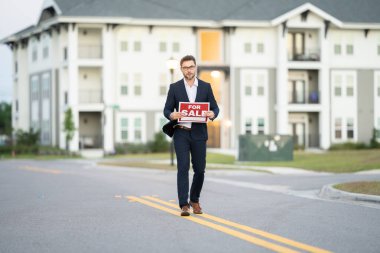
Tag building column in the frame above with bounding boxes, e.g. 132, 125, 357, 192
102, 24, 116, 153
276, 25, 288, 134
319, 29, 330, 149
67, 23, 79, 151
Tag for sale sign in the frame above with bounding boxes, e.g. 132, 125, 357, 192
178, 102, 210, 123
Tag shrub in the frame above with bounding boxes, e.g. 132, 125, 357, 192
114, 142, 150, 154
147, 133, 170, 153
329, 142, 368, 150
15, 128, 40, 145
369, 128, 380, 149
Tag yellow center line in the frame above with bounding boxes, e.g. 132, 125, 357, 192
142, 196, 332, 253
19, 166, 63, 175
128, 196, 300, 253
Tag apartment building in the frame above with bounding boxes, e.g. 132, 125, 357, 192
2, 0, 380, 155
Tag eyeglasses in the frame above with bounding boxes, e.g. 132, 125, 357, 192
181, 65, 196, 71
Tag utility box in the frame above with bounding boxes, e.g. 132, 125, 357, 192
238, 134, 293, 161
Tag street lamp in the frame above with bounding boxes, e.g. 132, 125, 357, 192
166, 57, 177, 166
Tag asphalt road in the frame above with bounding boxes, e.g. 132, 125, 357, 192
0, 159, 380, 253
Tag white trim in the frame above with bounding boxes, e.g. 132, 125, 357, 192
271, 3, 343, 27
58, 17, 220, 27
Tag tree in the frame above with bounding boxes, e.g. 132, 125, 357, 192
0, 102, 12, 136
63, 108, 76, 151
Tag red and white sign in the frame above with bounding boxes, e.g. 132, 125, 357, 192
178, 102, 210, 123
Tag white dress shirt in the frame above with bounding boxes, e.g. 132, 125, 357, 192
179, 77, 198, 128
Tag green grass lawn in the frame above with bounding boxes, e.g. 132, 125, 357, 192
103, 149, 380, 173
243, 149, 380, 173
334, 181, 380, 196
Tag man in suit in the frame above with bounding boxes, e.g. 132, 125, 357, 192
163, 55, 219, 216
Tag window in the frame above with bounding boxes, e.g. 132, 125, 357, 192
159, 42, 166, 52
42, 76, 50, 98
245, 86, 252, 96
32, 48, 37, 62
134, 73, 142, 96
31, 78, 39, 101
347, 118, 354, 139
378, 45, 380, 55
15, 100, 18, 112
346, 44, 354, 55
334, 44, 341, 55
257, 74, 265, 96
134, 118, 142, 141
159, 73, 167, 96
160, 86, 166, 96
244, 43, 251, 53
64, 91, 68, 105
63, 47, 68, 60
159, 118, 166, 129
200, 30, 221, 62
334, 75, 342, 96
121, 86, 128, 95
14, 62, 18, 73
257, 86, 264, 96
257, 43, 264, 54
257, 118, 265, 134
245, 118, 252, 134
172, 42, 180, 52
346, 75, 354, 96
43, 46, 49, 59
378, 86, 380, 97
120, 73, 128, 95
120, 41, 128, 52
134, 41, 141, 52
121, 118, 128, 141
335, 118, 342, 139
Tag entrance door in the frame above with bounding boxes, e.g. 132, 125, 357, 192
199, 71, 222, 148
289, 123, 305, 148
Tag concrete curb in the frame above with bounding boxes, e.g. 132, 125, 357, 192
319, 184, 380, 204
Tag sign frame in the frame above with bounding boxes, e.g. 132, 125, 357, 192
178, 102, 210, 123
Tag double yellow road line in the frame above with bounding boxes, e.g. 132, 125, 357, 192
127, 196, 332, 253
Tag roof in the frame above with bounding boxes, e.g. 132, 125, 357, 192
53, 0, 380, 23
2, 0, 380, 44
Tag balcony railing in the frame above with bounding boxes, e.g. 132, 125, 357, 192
288, 90, 320, 104
78, 45, 102, 59
79, 134, 103, 149
288, 48, 320, 61
79, 89, 103, 103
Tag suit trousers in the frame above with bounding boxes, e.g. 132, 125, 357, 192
173, 128, 206, 208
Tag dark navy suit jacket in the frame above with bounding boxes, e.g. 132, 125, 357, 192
163, 78, 219, 141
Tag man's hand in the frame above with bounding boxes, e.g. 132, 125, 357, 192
170, 112, 184, 120
205, 111, 215, 119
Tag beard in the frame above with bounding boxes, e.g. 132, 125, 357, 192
184, 72, 195, 81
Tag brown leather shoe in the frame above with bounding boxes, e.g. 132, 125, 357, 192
189, 201, 203, 214
180, 205, 190, 216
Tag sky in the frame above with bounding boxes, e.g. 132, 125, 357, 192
0, 0, 44, 103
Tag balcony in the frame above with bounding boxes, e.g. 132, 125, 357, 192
79, 89, 103, 104
288, 48, 320, 61
78, 44, 102, 59
287, 30, 320, 62
288, 90, 319, 104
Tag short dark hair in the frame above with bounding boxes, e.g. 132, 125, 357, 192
180, 55, 196, 67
